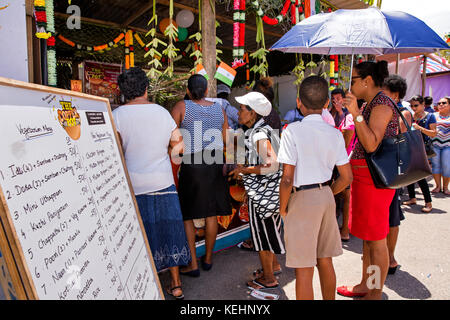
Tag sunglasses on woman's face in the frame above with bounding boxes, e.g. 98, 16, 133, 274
411, 104, 420, 108
351, 76, 362, 86
438, 101, 448, 105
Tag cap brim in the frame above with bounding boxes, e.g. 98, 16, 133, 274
235, 96, 248, 106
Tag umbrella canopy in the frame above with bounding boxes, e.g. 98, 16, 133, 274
270, 7, 449, 55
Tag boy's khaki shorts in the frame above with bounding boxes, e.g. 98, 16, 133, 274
283, 186, 343, 268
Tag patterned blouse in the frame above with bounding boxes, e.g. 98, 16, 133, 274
180, 100, 224, 154
433, 113, 450, 148
352, 92, 400, 160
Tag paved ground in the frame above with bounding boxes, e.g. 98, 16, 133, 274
159, 178, 449, 300
1, 179, 448, 300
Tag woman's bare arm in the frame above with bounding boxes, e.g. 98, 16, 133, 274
170, 100, 186, 128
345, 92, 393, 153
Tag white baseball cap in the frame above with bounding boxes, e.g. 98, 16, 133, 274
235, 92, 272, 117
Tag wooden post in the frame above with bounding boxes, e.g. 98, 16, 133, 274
422, 56, 427, 96
201, 0, 216, 97
26, 0, 34, 83
395, 53, 400, 74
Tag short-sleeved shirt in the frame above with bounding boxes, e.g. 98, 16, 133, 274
433, 113, 450, 148
322, 108, 335, 126
414, 112, 437, 143
112, 104, 176, 195
278, 114, 349, 187
352, 92, 399, 160
206, 98, 239, 130
425, 106, 435, 113
284, 108, 304, 124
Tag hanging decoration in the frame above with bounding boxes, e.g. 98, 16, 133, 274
161, 0, 180, 77
250, 0, 291, 26
215, 20, 223, 63
124, 30, 134, 69
304, 0, 311, 18
34, 0, 51, 39
244, 52, 251, 90
249, 15, 269, 86
189, 0, 203, 71
176, 9, 195, 28
45, 0, 57, 87
57, 31, 149, 53
329, 55, 339, 90
292, 53, 305, 91
133, 32, 149, 52
177, 27, 188, 42
232, 0, 246, 68
159, 18, 178, 34
146, 0, 167, 78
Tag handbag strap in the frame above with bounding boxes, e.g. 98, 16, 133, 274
354, 93, 409, 156
383, 95, 412, 132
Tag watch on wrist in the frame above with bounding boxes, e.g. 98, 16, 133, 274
355, 114, 364, 123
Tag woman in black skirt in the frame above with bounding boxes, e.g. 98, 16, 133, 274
171, 75, 231, 276
229, 91, 285, 290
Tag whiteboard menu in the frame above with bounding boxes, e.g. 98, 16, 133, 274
0, 78, 163, 300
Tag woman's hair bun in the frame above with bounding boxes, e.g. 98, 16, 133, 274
376, 60, 389, 82
187, 74, 208, 100
259, 77, 273, 89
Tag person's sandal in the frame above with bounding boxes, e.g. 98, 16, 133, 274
238, 240, 254, 251
167, 286, 184, 300
421, 205, 432, 213
252, 268, 282, 277
402, 199, 417, 205
337, 286, 367, 298
431, 188, 441, 193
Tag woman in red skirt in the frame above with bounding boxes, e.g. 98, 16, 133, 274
337, 61, 399, 300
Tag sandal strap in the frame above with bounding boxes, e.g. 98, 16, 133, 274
170, 286, 182, 291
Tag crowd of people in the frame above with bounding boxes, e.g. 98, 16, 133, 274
112, 63, 449, 300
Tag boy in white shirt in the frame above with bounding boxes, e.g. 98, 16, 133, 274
278, 76, 353, 300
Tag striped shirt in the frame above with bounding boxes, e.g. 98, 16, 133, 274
433, 113, 450, 148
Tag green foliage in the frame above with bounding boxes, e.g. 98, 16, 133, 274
250, 16, 269, 79
292, 54, 305, 91
145, 0, 166, 79
148, 74, 188, 110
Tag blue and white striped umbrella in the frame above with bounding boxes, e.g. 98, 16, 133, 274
270, 7, 449, 55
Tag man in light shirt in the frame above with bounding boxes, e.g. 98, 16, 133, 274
278, 76, 353, 300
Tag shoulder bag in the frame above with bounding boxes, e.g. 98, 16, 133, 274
242, 126, 282, 220
363, 96, 432, 189
419, 113, 437, 158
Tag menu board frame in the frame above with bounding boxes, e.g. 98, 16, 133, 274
0, 76, 164, 300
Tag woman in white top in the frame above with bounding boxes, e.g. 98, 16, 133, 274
113, 67, 190, 299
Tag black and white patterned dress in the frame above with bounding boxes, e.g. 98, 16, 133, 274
244, 119, 285, 254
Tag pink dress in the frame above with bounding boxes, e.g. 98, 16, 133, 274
338, 113, 357, 155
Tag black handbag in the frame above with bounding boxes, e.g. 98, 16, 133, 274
363, 96, 432, 189
424, 139, 437, 158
